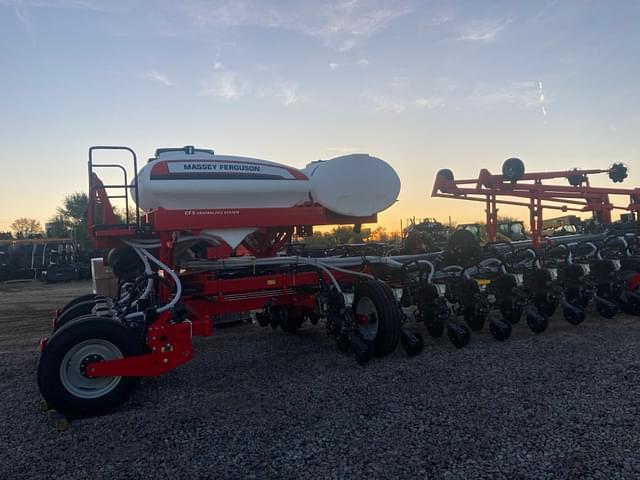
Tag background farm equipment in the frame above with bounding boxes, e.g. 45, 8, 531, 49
433, 157, 640, 247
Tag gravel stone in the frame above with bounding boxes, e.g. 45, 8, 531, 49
2, 280, 640, 479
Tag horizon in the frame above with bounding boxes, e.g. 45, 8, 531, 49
1, 1, 639, 233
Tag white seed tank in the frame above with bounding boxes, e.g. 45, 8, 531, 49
134, 146, 400, 217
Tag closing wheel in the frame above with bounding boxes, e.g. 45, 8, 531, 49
526, 309, 549, 334
37, 317, 145, 417
353, 280, 401, 357
595, 299, 618, 319
401, 329, 424, 357
562, 302, 586, 325
446, 321, 470, 348
489, 318, 512, 341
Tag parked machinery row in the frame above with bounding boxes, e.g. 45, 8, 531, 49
0, 239, 93, 283
398, 229, 640, 349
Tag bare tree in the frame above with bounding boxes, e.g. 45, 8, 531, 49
11, 217, 43, 238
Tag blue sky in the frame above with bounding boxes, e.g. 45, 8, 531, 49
1, 0, 639, 231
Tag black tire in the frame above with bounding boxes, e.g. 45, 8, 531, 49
279, 311, 305, 332
437, 169, 454, 181
59, 294, 107, 315
502, 157, 525, 181
55, 300, 109, 331
425, 320, 445, 339
37, 317, 144, 417
353, 280, 401, 357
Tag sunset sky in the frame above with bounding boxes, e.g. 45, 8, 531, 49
1, 0, 639, 233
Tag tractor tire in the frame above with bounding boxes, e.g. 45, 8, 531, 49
353, 280, 401, 357
37, 317, 144, 417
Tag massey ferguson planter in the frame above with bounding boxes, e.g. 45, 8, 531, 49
36, 145, 421, 417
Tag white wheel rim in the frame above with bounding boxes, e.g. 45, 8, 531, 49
355, 296, 379, 341
59, 339, 123, 399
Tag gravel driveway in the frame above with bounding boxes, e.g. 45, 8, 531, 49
1, 281, 640, 479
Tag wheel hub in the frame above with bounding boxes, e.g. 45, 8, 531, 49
59, 339, 123, 399
80, 354, 104, 379
355, 296, 379, 341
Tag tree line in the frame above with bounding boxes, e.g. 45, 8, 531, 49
5, 194, 403, 249
5, 193, 90, 247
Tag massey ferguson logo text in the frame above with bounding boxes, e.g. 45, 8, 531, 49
182, 163, 260, 172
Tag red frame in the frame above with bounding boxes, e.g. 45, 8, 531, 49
432, 166, 640, 247
84, 171, 378, 378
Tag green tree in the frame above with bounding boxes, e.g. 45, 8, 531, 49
11, 217, 43, 238
57, 192, 89, 225
57, 192, 89, 248
45, 214, 69, 238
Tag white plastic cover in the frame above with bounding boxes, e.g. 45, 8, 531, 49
303, 154, 400, 216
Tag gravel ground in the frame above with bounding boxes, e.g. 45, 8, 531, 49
2, 280, 640, 479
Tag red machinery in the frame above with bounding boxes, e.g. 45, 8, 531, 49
432, 158, 640, 248
37, 146, 423, 417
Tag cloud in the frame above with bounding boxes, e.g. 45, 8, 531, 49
200, 65, 305, 106
390, 74, 409, 89
146, 70, 173, 87
364, 91, 445, 113
367, 93, 406, 113
1, 0, 133, 36
275, 83, 304, 106
470, 81, 553, 108
458, 16, 514, 42
181, 0, 412, 50
430, 13, 453, 26
414, 96, 445, 108
200, 70, 251, 100
329, 58, 369, 70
